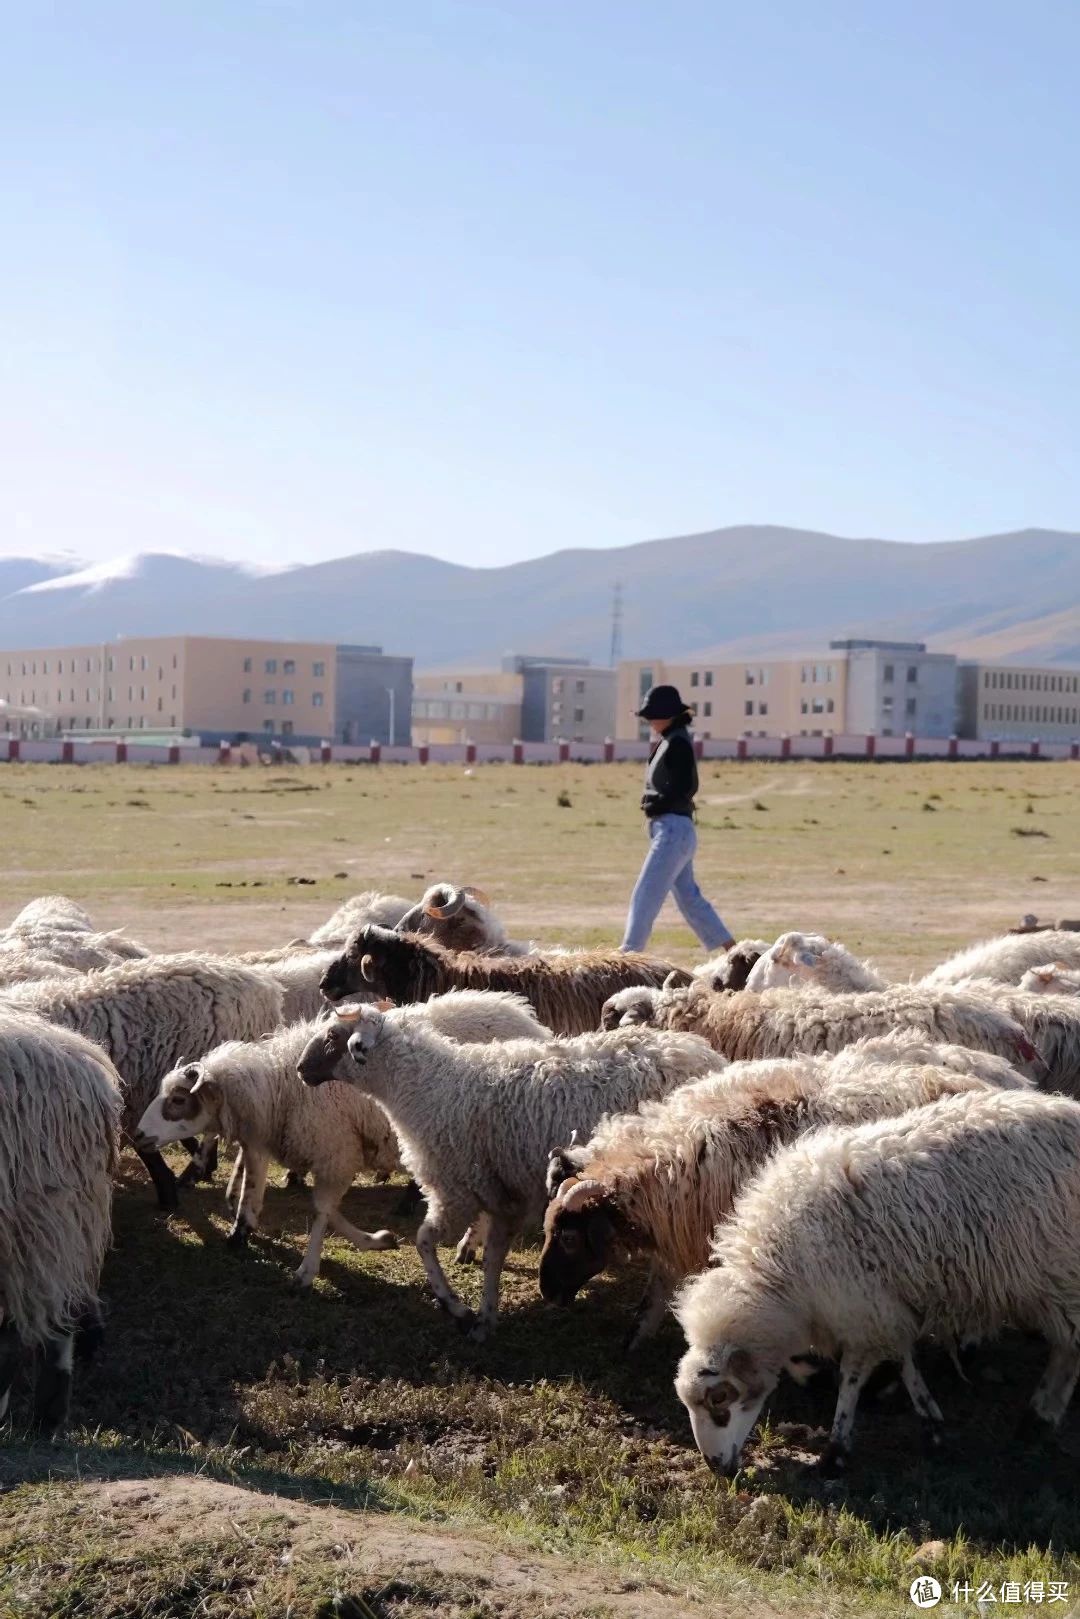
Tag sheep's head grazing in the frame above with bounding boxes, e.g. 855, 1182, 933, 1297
674, 1343, 778, 1477
538, 1177, 618, 1306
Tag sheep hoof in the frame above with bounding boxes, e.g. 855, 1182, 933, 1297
454, 1241, 478, 1266
177, 1162, 205, 1189
453, 1307, 480, 1335
291, 1267, 316, 1288
370, 1229, 399, 1250
225, 1224, 251, 1248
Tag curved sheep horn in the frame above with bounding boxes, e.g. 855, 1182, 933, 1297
462, 885, 491, 908
335, 1004, 363, 1023
556, 1177, 606, 1213
360, 953, 376, 983
394, 902, 428, 935
424, 885, 466, 920
662, 971, 682, 990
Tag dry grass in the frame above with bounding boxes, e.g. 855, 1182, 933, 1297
2, 757, 1079, 1618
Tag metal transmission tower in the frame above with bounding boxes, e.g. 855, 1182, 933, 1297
609, 580, 624, 667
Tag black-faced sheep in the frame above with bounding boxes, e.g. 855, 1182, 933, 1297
674, 1088, 1080, 1474
321, 925, 690, 1037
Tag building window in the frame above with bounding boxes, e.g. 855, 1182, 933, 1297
575, 679, 585, 694
704, 670, 713, 687
906, 697, 917, 717
691, 671, 700, 687
282, 690, 294, 705
312, 692, 324, 708
282, 720, 294, 735
313, 661, 325, 677
744, 700, 753, 717
242, 689, 251, 704
759, 702, 768, 716
907, 665, 918, 683
801, 699, 808, 714
264, 690, 276, 704
263, 720, 274, 733
140, 656, 147, 671
826, 697, 834, 713
265, 659, 277, 674
243, 657, 252, 672
573, 707, 585, 723
283, 659, 295, 674
883, 664, 894, 683
139, 686, 146, 700
552, 677, 564, 695
42, 660, 48, 675
157, 697, 163, 712
703, 701, 712, 717
744, 669, 754, 685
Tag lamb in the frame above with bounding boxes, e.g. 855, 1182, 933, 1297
1, 956, 284, 1210
922, 930, 1080, 988
599, 981, 1040, 1073
1020, 964, 1080, 996
692, 940, 769, 993
322, 925, 690, 1037
308, 891, 413, 949
674, 1088, 1080, 1474
540, 1038, 1030, 1344
302, 1006, 720, 1337
0, 1008, 122, 1433
135, 1020, 401, 1284
394, 882, 532, 956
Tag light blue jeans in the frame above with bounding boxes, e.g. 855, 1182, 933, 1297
620, 814, 733, 953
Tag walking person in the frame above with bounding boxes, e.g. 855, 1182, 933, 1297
620, 684, 734, 954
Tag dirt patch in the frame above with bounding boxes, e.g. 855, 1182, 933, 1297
17, 1473, 809, 1619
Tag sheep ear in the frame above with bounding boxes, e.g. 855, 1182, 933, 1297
360, 954, 376, 983
189, 1071, 219, 1104
376, 997, 395, 1011
545, 1149, 577, 1199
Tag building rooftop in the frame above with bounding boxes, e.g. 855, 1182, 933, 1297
829, 638, 928, 653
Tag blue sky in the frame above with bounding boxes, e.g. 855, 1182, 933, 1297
2, 1, 1077, 568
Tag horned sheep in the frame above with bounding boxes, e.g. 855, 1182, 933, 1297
322, 925, 690, 1037
1, 956, 285, 1209
394, 882, 532, 956
303, 1006, 720, 1337
674, 1088, 1080, 1474
540, 1037, 1030, 1344
0, 1008, 123, 1432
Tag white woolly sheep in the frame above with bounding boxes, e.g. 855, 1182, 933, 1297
541, 1037, 1030, 1344
745, 931, 886, 994
600, 982, 1040, 1075
303, 1007, 720, 1337
2, 956, 285, 1209
2, 895, 95, 937
1020, 964, 1080, 997
0, 1008, 122, 1432
674, 1088, 1080, 1474
922, 930, 1080, 988
394, 883, 533, 956
308, 891, 413, 949
0, 956, 82, 987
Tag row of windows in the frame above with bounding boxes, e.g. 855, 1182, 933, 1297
241, 689, 324, 708
982, 704, 1079, 725
5, 655, 180, 678
801, 664, 836, 684
983, 671, 1079, 694
689, 670, 715, 687
802, 697, 837, 715
550, 677, 587, 695
689, 702, 713, 717
883, 664, 919, 684
551, 704, 587, 722
243, 658, 326, 677
882, 696, 918, 716
414, 700, 510, 720
744, 700, 769, 717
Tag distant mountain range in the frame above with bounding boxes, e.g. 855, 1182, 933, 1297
1, 527, 1078, 668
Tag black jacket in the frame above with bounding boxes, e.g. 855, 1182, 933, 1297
641, 724, 697, 819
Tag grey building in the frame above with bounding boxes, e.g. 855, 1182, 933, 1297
502, 655, 616, 743
832, 639, 958, 738
334, 645, 413, 746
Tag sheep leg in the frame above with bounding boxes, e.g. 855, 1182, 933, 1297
625, 1266, 673, 1351
225, 1148, 246, 1206
329, 1208, 399, 1253
818, 1347, 879, 1471
227, 1146, 269, 1246
415, 1196, 476, 1324
178, 1132, 219, 1187
136, 1146, 179, 1212
455, 1213, 490, 1266
0, 1321, 19, 1422
899, 1351, 945, 1451
32, 1329, 75, 1437
294, 1211, 330, 1288
470, 1214, 515, 1341
1030, 1343, 1080, 1428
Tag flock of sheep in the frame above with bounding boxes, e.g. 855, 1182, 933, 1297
4, 880, 1080, 1483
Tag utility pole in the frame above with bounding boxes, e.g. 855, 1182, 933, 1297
609, 579, 624, 667
385, 685, 396, 746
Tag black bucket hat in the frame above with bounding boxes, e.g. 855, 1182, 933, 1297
635, 683, 688, 720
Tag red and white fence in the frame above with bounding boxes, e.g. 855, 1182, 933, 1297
2, 731, 1078, 767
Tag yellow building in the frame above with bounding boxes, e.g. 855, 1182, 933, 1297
412, 671, 523, 745
0, 636, 412, 745
615, 655, 847, 740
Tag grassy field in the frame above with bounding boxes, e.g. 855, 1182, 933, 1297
2, 758, 1080, 1619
